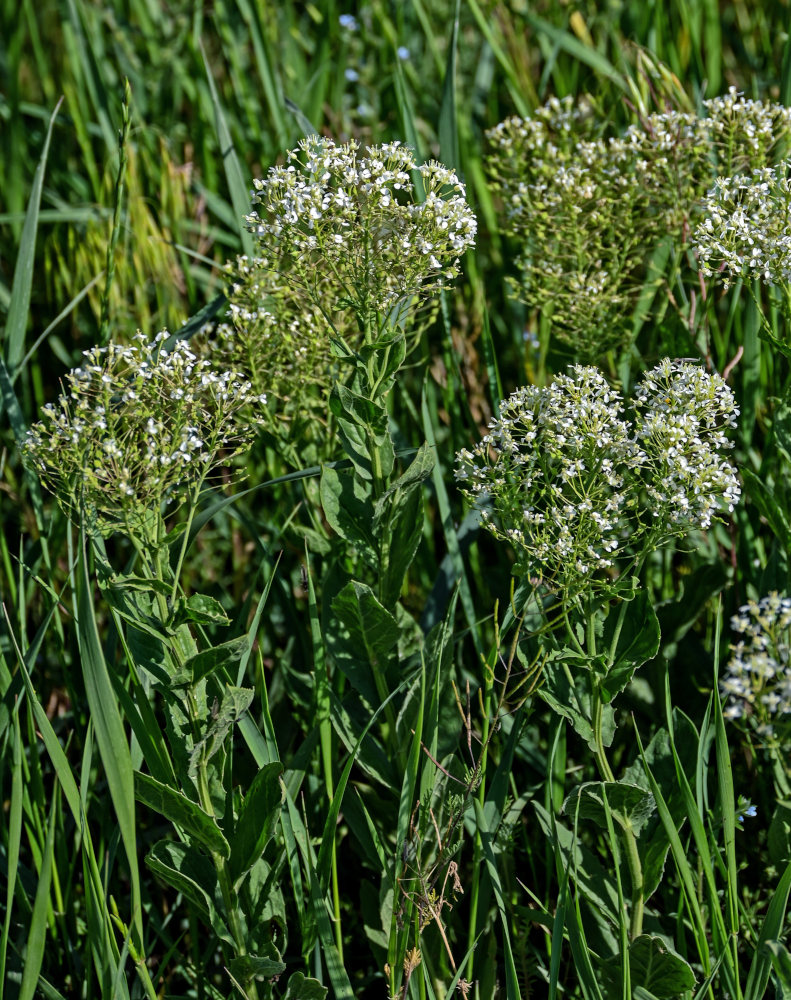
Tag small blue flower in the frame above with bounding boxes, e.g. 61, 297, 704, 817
344, 68, 360, 83
397, 46, 411, 61
339, 14, 358, 30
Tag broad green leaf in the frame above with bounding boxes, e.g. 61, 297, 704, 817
533, 801, 620, 925
228, 955, 286, 981
357, 331, 408, 396
329, 383, 395, 481
230, 761, 284, 886
174, 593, 231, 626
189, 686, 255, 777
539, 653, 615, 751
283, 972, 328, 999
243, 857, 287, 955
106, 575, 173, 597
600, 591, 661, 704
629, 935, 695, 998
146, 840, 233, 946
134, 771, 230, 858
377, 484, 425, 610
180, 636, 249, 685
333, 582, 400, 671
319, 466, 377, 564
563, 781, 656, 837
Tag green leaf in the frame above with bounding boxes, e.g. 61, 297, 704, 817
533, 802, 620, 925
228, 955, 286, 981
437, 0, 461, 170
332, 581, 401, 675
174, 593, 231, 626
769, 801, 791, 866
230, 762, 284, 886
744, 858, 791, 1000
179, 636, 249, 686
17, 797, 56, 1000
283, 972, 328, 1000
357, 331, 408, 395
538, 653, 615, 751
200, 44, 254, 256
146, 840, 233, 946
563, 781, 656, 837
319, 466, 377, 564
189, 686, 255, 778
623, 713, 699, 900
629, 935, 695, 998
106, 575, 173, 597
4, 98, 63, 372
600, 591, 661, 704
77, 531, 143, 951
329, 384, 394, 481
134, 771, 230, 858
741, 467, 791, 550
762, 940, 791, 996
373, 442, 435, 522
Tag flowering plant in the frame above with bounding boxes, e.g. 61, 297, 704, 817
721, 592, 791, 748
23, 334, 264, 538
244, 136, 476, 344
455, 359, 740, 598
486, 89, 791, 359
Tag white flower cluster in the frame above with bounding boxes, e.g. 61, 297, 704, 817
703, 87, 791, 173
692, 165, 791, 289
24, 334, 265, 533
632, 359, 741, 529
721, 592, 791, 742
244, 136, 476, 337
486, 90, 791, 356
455, 360, 740, 594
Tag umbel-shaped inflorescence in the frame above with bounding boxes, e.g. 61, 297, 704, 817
24, 334, 266, 537
721, 593, 791, 745
455, 360, 740, 598
243, 135, 477, 343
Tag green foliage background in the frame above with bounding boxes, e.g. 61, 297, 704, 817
3, 1, 791, 998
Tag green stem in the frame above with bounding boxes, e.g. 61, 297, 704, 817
171, 478, 207, 602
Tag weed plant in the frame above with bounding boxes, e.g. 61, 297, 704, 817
2, 3, 791, 1000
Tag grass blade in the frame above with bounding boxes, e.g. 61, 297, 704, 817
77, 529, 143, 953
17, 793, 57, 1000
3, 97, 63, 373
200, 42, 254, 256
438, 0, 461, 171
0, 705, 24, 998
